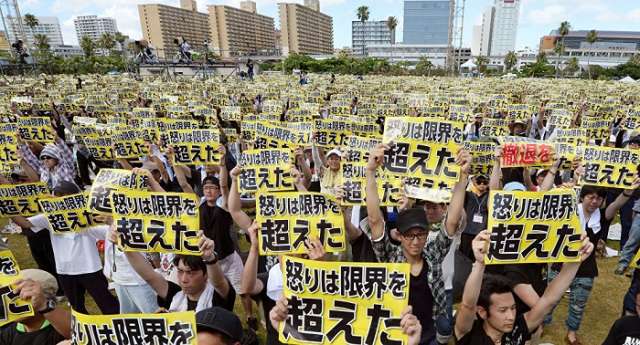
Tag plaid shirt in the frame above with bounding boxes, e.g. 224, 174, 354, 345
20, 137, 76, 189
371, 220, 453, 319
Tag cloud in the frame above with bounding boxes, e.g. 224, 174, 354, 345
526, 4, 568, 25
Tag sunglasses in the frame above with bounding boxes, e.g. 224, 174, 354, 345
40, 156, 55, 161
475, 179, 488, 185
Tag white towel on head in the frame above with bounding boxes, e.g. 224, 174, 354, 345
578, 204, 601, 234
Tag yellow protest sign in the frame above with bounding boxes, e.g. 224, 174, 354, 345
314, 119, 350, 147
0, 182, 49, 217
0, 132, 19, 169
0, 250, 34, 327
38, 193, 102, 234
479, 118, 510, 137
17, 117, 55, 143
221, 106, 242, 121
88, 169, 148, 215
344, 136, 381, 163
581, 118, 610, 140
546, 109, 573, 128
631, 248, 640, 269
254, 122, 309, 149
462, 140, 496, 175
0, 250, 20, 286
507, 104, 532, 122
112, 130, 150, 159
71, 310, 197, 345
382, 117, 463, 190
280, 256, 410, 345
341, 162, 402, 206
238, 149, 294, 194
499, 137, 555, 168
111, 190, 200, 254
256, 192, 345, 255
82, 137, 114, 161
486, 189, 583, 265
552, 128, 587, 145
448, 105, 472, 122
167, 129, 221, 165
578, 146, 640, 188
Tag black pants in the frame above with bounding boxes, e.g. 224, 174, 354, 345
58, 271, 119, 314
22, 228, 63, 296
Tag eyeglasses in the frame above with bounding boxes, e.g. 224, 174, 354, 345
40, 156, 55, 161
475, 179, 488, 185
402, 232, 428, 241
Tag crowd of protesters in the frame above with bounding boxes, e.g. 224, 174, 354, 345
0, 73, 639, 345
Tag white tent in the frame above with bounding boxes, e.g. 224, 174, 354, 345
620, 76, 636, 83
461, 59, 477, 69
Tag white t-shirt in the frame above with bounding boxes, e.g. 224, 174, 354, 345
103, 237, 148, 286
28, 214, 104, 275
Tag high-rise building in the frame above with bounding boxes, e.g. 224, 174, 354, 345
352, 20, 393, 56
6, 16, 64, 47
489, 0, 520, 56
471, 25, 482, 56
278, 1, 333, 55
208, 1, 276, 57
74, 15, 118, 42
138, 1, 209, 58
473, 6, 495, 56
403, 0, 451, 45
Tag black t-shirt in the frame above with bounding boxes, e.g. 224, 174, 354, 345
602, 316, 640, 345
456, 313, 531, 345
157, 280, 236, 311
409, 261, 434, 344
503, 263, 546, 314
199, 202, 235, 260
350, 232, 378, 263
0, 322, 65, 345
463, 191, 489, 236
250, 273, 282, 345
159, 177, 183, 193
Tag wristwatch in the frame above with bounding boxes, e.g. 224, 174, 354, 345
39, 299, 57, 314
203, 251, 219, 265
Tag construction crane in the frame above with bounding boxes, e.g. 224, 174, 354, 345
447, 0, 465, 75
0, 0, 27, 56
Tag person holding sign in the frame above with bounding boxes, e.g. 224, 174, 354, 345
366, 143, 470, 345
124, 230, 236, 313
7, 181, 119, 315
454, 230, 594, 345
0, 269, 71, 344
269, 297, 423, 345
19, 139, 77, 190
543, 177, 640, 345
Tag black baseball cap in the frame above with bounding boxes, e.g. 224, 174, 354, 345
396, 208, 428, 234
53, 181, 81, 197
196, 307, 243, 341
202, 175, 220, 187
629, 135, 640, 146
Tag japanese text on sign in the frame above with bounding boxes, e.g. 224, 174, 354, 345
499, 137, 554, 168
280, 256, 410, 345
486, 189, 583, 265
38, 193, 102, 234
0, 182, 48, 217
167, 129, 221, 166
239, 149, 294, 194
88, 169, 148, 215
256, 192, 345, 255
579, 146, 640, 189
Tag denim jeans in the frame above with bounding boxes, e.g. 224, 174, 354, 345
619, 214, 640, 268
433, 289, 453, 345
114, 283, 159, 314
623, 269, 640, 315
543, 270, 594, 331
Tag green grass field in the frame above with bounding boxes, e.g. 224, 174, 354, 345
4, 232, 634, 345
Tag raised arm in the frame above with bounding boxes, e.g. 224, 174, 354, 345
294, 147, 312, 187
311, 140, 325, 177
489, 146, 503, 190
165, 146, 194, 194
132, 168, 165, 193
366, 143, 388, 240
335, 186, 363, 242
605, 177, 640, 221
523, 167, 535, 191
123, 250, 169, 299
240, 222, 262, 296
454, 230, 489, 339
200, 233, 231, 299
228, 166, 254, 230
539, 157, 562, 192
445, 149, 471, 236
16, 278, 72, 339
524, 234, 594, 332
217, 146, 230, 211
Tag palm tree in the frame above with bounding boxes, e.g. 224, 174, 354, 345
565, 57, 580, 76
476, 55, 489, 74
416, 56, 434, 76
386, 16, 398, 64
114, 32, 127, 52
504, 51, 518, 72
33, 34, 49, 51
356, 6, 370, 56
80, 36, 95, 58
555, 21, 571, 78
23, 13, 38, 30
586, 29, 598, 79
99, 33, 116, 55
